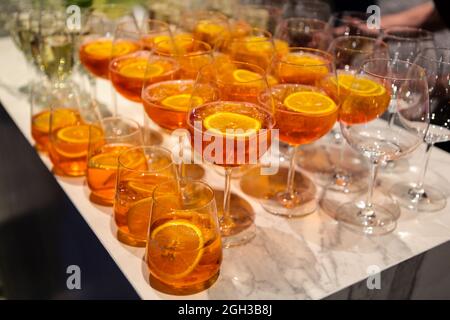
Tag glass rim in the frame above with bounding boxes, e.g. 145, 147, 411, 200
114, 20, 140, 36
152, 38, 213, 57
277, 47, 334, 66
96, 116, 141, 140
361, 58, 427, 81
417, 47, 450, 66
152, 178, 216, 212
141, 18, 171, 33
219, 60, 267, 83
118, 145, 174, 172
383, 26, 434, 40
331, 35, 388, 53
282, 17, 328, 30
231, 27, 273, 42
142, 79, 196, 98
186, 100, 275, 133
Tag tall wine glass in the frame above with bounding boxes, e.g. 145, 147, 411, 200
178, 10, 230, 48
78, 3, 136, 101
319, 36, 389, 193
260, 47, 338, 216
274, 17, 332, 50
142, 37, 213, 175
187, 60, 275, 247
381, 26, 435, 62
216, 27, 281, 71
390, 48, 450, 212
29, 8, 75, 83
337, 59, 429, 234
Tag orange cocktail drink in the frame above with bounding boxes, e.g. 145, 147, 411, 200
110, 50, 179, 102
146, 179, 222, 295
79, 38, 139, 79
188, 101, 274, 167
48, 108, 102, 177
114, 146, 176, 247
86, 117, 142, 206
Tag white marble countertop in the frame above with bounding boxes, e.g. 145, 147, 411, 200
1, 37, 450, 300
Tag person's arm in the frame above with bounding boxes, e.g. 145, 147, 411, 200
381, 2, 435, 28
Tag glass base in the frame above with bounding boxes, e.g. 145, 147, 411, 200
117, 228, 146, 247
89, 192, 113, 207
336, 200, 400, 235
214, 190, 255, 248
261, 189, 316, 218
149, 270, 219, 295
390, 182, 447, 212
327, 171, 367, 194
296, 143, 368, 193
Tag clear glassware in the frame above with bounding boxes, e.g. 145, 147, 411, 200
274, 17, 332, 50
381, 26, 435, 62
319, 36, 389, 193
390, 48, 450, 212
187, 60, 275, 247
146, 179, 222, 295
259, 47, 338, 217
337, 59, 430, 235
86, 116, 143, 206
284, 0, 331, 22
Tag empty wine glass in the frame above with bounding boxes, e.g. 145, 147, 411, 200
337, 59, 429, 235
390, 48, 450, 212
381, 26, 435, 62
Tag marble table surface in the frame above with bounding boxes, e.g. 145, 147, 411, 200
1, 37, 450, 300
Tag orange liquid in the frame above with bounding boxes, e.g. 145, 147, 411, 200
275, 53, 330, 85
31, 110, 51, 152
269, 86, 338, 145
228, 38, 274, 70
110, 52, 179, 102
178, 54, 212, 79
86, 144, 132, 206
340, 89, 391, 124
48, 109, 101, 177
79, 38, 139, 79
320, 73, 391, 125
188, 101, 274, 167
215, 64, 267, 104
146, 213, 222, 295
192, 21, 228, 47
142, 80, 196, 131
114, 174, 173, 247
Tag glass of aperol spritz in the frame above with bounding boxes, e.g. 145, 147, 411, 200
146, 179, 222, 295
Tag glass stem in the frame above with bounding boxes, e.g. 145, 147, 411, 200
413, 142, 433, 195
88, 74, 96, 101
178, 134, 184, 179
111, 84, 118, 116
286, 145, 298, 195
223, 167, 233, 220
143, 110, 150, 145
363, 159, 379, 217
